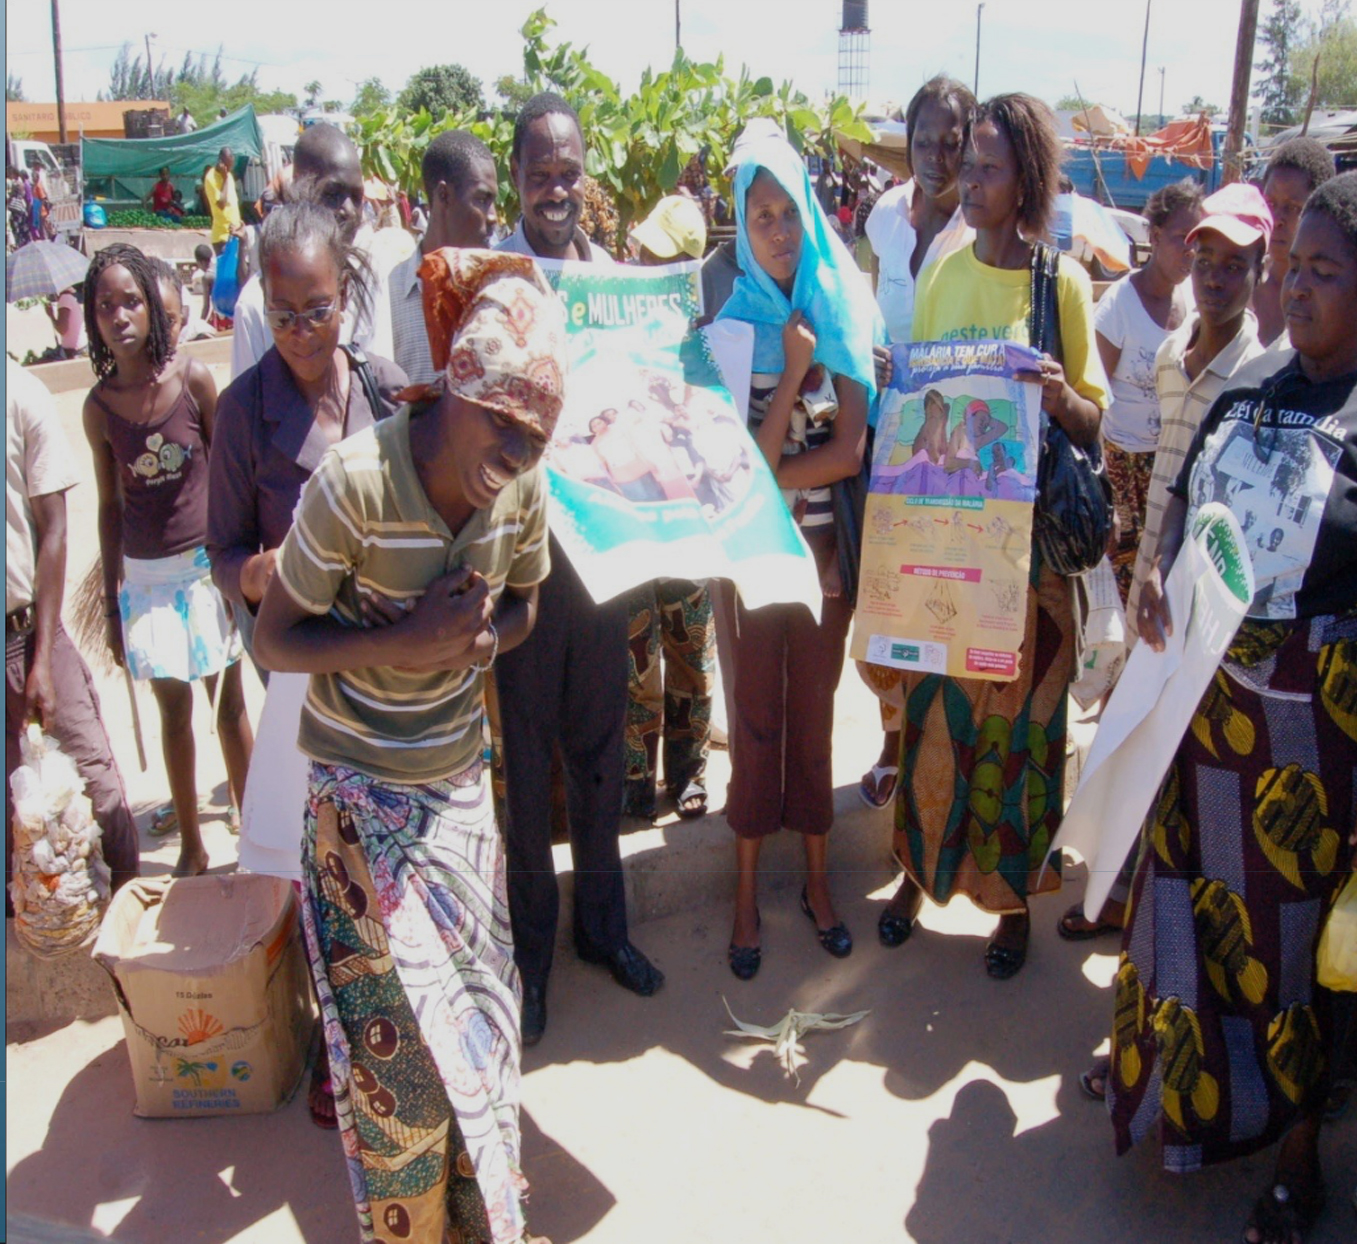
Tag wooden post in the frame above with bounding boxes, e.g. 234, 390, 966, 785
1223, 0, 1260, 185
1300, 52, 1321, 136
1134, 0, 1152, 138
50, 0, 67, 144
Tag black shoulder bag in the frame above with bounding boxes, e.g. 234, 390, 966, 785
343, 344, 391, 423
1027, 243, 1113, 578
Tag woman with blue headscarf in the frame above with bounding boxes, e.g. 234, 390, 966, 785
716, 133, 881, 980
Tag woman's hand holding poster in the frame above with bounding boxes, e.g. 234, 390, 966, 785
851, 340, 1044, 682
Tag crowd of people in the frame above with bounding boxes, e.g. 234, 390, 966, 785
5, 75, 1356, 1244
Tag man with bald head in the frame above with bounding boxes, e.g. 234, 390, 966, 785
204, 146, 241, 253
229, 123, 390, 379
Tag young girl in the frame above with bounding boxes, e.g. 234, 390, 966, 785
81, 243, 253, 877
715, 133, 879, 980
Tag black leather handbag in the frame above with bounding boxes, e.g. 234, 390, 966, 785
1027, 243, 1113, 578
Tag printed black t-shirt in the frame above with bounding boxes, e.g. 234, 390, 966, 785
1171, 350, 1357, 620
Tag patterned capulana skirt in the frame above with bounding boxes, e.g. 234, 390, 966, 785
119, 546, 241, 682
300, 760, 528, 1244
1110, 613, 1357, 1172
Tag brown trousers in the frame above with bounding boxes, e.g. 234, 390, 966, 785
722, 586, 853, 839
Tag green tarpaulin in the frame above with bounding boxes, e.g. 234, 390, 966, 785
81, 106, 263, 210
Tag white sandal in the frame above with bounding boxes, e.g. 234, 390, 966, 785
858, 763, 899, 808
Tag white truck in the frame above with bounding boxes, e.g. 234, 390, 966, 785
7, 136, 82, 242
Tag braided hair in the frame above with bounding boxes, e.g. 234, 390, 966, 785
83, 243, 173, 382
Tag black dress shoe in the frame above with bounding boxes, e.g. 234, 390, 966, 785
800, 886, 852, 958
576, 940, 665, 996
521, 980, 547, 1046
728, 908, 762, 980
877, 907, 915, 948
984, 913, 1030, 980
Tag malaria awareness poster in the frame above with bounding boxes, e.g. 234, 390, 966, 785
534, 259, 821, 616
850, 340, 1045, 682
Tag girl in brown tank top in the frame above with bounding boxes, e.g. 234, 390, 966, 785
81, 244, 253, 878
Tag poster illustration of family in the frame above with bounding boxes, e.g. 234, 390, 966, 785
851, 340, 1044, 682
535, 260, 821, 617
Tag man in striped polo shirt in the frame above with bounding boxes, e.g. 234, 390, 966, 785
254, 249, 562, 1244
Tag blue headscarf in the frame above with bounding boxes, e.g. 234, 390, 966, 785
717, 137, 882, 402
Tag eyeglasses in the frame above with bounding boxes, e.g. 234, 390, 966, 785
265, 303, 339, 334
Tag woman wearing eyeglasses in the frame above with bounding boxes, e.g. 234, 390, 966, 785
207, 201, 406, 1129
209, 202, 407, 670
1122, 174, 1357, 1244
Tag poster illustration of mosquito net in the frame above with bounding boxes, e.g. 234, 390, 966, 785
850, 340, 1044, 682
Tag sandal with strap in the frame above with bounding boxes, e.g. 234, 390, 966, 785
1057, 902, 1122, 942
674, 778, 708, 820
800, 886, 852, 958
1242, 1179, 1327, 1244
858, 763, 899, 809
728, 909, 761, 981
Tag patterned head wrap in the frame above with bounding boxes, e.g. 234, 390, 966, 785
406, 248, 567, 439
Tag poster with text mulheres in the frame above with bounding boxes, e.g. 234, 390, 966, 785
850, 340, 1045, 683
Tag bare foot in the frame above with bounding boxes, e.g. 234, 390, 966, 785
172, 847, 209, 877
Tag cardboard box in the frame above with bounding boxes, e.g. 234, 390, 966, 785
93, 874, 314, 1118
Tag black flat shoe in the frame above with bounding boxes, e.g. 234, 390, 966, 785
728, 909, 761, 980
984, 914, 1030, 980
800, 886, 852, 958
878, 907, 915, 948
521, 980, 547, 1046
576, 940, 665, 996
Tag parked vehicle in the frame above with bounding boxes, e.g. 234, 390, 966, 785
6, 135, 82, 241
1064, 127, 1259, 213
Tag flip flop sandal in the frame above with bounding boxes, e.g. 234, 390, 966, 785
226, 806, 241, 836
1242, 1180, 1326, 1244
858, 763, 899, 809
308, 1074, 337, 1130
148, 803, 179, 838
1079, 1056, 1111, 1102
674, 779, 708, 820
1057, 902, 1122, 942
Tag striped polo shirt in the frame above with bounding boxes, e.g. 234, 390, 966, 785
749, 370, 835, 530
1126, 313, 1264, 627
275, 405, 550, 783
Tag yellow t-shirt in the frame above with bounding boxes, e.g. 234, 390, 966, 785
203, 166, 241, 243
912, 243, 1110, 408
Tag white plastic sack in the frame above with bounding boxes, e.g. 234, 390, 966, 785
1070, 557, 1127, 709
9, 723, 110, 957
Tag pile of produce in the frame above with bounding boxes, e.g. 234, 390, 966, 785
103, 209, 212, 230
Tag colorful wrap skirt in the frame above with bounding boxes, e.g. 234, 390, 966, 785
1110, 614, 1357, 1172
301, 761, 527, 1244
119, 546, 241, 682
894, 559, 1074, 913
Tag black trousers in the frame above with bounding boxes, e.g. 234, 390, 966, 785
496, 535, 630, 984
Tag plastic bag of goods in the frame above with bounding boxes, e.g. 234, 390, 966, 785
9, 723, 111, 957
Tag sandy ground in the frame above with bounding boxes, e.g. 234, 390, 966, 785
2, 347, 1354, 1243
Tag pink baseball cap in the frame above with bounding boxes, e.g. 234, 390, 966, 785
1187, 183, 1273, 251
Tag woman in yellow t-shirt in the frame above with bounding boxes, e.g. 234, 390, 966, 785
880, 94, 1109, 978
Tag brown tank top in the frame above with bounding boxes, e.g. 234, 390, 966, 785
94, 373, 211, 560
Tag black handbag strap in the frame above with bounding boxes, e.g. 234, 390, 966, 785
1026, 242, 1064, 364
343, 344, 387, 423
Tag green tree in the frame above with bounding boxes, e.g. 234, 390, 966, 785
351, 77, 391, 116
397, 64, 484, 118
355, 8, 871, 252
6, 73, 25, 102
1182, 94, 1222, 117
1257, 0, 1305, 126
495, 74, 535, 110
1053, 94, 1090, 112
99, 43, 176, 101
1291, 8, 1357, 111
303, 80, 323, 109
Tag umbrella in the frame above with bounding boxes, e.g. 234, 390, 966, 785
6, 240, 90, 303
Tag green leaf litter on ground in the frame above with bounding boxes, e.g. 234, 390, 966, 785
722, 997, 869, 1084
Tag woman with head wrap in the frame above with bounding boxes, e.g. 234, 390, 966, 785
716, 133, 881, 979
254, 248, 562, 1244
